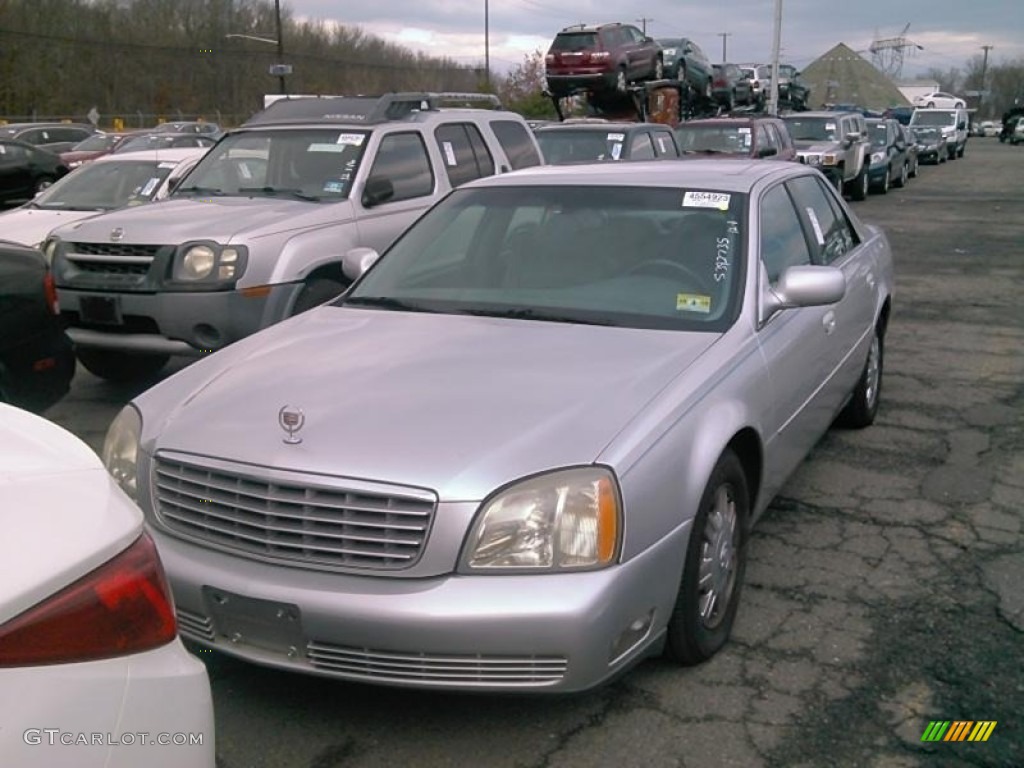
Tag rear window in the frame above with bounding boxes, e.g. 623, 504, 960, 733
551, 33, 598, 51
491, 120, 542, 170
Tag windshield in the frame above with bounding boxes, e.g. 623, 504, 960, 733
344, 185, 747, 332
174, 128, 368, 201
911, 111, 956, 127
869, 123, 889, 147
30, 159, 177, 211
116, 135, 213, 153
71, 134, 120, 152
536, 130, 630, 163
676, 125, 752, 154
783, 117, 838, 141
912, 127, 940, 140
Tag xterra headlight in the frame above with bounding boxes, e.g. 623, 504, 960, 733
172, 242, 247, 284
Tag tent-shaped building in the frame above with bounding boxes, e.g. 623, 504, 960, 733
799, 43, 911, 111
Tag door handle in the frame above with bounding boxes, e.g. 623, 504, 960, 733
822, 311, 837, 335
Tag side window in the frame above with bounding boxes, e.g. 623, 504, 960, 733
629, 132, 656, 159
774, 121, 793, 150
759, 183, 812, 282
366, 132, 434, 203
491, 120, 542, 170
434, 123, 494, 187
785, 175, 857, 265
755, 124, 772, 152
465, 124, 496, 177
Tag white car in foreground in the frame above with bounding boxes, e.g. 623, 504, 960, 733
0, 147, 207, 249
0, 404, 214, 767
912, 91, 966, 109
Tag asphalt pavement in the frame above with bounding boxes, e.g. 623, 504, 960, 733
44, 138, 1023, 768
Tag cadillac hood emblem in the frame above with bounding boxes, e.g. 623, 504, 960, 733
109, 227, 125, 242
278, 406, 306, 444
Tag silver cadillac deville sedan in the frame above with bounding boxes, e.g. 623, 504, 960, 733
103, 160, 894, 693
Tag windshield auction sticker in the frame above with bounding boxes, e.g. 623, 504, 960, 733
683, 191, 731, 210
676, 293, 711, 313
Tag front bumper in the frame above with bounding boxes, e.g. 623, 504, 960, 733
58, 284, 300, 356
867, 163, 889, 183
153, 519, 691, 693
545, 71, 617, 94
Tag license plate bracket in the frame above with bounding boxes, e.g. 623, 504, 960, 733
203, 587, 305, 657
79, 295, 123, 326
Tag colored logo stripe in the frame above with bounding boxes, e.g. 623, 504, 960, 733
921, 720, 997, 742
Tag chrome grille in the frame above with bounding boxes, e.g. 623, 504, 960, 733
70, 242, 163, 258
153, 455, 437, 571
72, 260, 151, 275
306, 642, 568, 686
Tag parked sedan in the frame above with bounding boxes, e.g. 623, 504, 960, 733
0, 147, 208, 248
101, 160, 893, 694
535, 120, 679, 163
0, 140, 69, 207
865, 117, 911, 193
60, 131, 137, 168
710, 63, 754, 110
0, 241, 75, 412
113, 133, 217, 154
0, 404, 215, 767
912, 91, 966, 109
675, 116, 797, 161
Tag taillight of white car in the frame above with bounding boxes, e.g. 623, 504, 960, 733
0, 532, 177, 667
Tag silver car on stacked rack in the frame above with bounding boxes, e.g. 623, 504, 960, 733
103, 160, 894, 693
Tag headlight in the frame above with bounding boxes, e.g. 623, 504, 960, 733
42, 238, 58, 265
171, 242, 247, 284
663, 48, 677, 55
871, 151, 886, 164
462, 467, 621, 572
822, 153, 838, 165
102, 405, 142, 500
804, 154, 822, 165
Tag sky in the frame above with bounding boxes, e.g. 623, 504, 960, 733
286, 0, 1023, 81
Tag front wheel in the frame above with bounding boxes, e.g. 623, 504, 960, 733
850, 165, 869, 201
957, 143, 966, 158
838, 326, 884, 428
894, 162, 907, 188
34, 176, 56, 194
614, 67, 628, 93
292, 277, 348, 315
76, 348, 168, 383
652, 57, 664, 81
665, 450, 749, 665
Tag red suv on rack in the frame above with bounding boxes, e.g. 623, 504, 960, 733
545, 22, 663, 98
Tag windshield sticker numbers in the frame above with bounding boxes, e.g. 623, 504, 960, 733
805, 207, 825, 245
610, 142, 623, 160
607, 133, 625, 141
308, 143, 346, 153
139, 177, 160, 197
442, 140, 458, 166
323, 180, 345, 193
683, 191, 731, 210
677, 293, 711, 313
336, 133, 365, 146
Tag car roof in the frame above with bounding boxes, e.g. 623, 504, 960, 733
244, 92, 507, 127
678, 116, 778, 127
784, 111, 859, 119
535, 121, 671, 132
91, 147, 208, 164
558, 22, 630, 34
464, 158, 806, 193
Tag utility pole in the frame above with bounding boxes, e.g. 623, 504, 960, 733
274, 0, 286, 95
768, 0, 782, 116
717, 32, 732, 62
484, 0, 490, 90
635, 17, 653, 36
980, 44, 993, 110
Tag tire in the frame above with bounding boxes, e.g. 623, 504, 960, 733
927, 101, 935, 108
947, 146, 957, 161
837, 324, 883, 428
894, 162, 907, 188
725, 91, 736, 112
614, 67, 628, 93
957, 143, 965, 158
665, 449, 749, 665
34, 175, 56, 194
875, 166, 890, 194
76, 348, 168, 383
850, 165, 869, 201
908, 156, 919, 178
653, 57, 664, 81
292, 277, 348, 315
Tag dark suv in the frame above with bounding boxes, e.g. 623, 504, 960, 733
675, 116, 797, 161
545, 23, 663, 97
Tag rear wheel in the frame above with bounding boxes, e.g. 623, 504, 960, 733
665, 449, 749, 665
838, 325, 884, 428
76, 348, 168, 383
652, 57, 664, 81
615, 67, 628, 93
908, 155, 919, 178
894, 162, 908, 188
850, 165, 869, 201
957, 143, 966, 158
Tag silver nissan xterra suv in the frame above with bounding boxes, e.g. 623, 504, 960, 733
47, 93, 543, 381
782, 111, 872, 201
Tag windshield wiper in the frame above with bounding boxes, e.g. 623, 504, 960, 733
175, 186, 226, 197
462, 307, 611, 325
343, 296, 438, 313
683, 149, 728, 155
238, 186, 322, 202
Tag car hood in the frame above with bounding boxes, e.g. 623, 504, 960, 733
61, 150, 105, 163
0, 208, 101, 247
0, 404, 142, 623
142, 308, 718, 501
50, 196, 353, 244
793, 140, 840, 153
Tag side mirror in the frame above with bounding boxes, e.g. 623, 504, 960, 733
361, 176, 394, 208
762, 265, 846, 321
341, 246, 380, 281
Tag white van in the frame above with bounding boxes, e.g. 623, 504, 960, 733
909, 107, 968, 160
